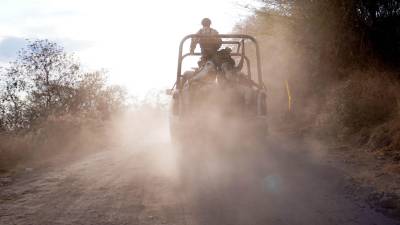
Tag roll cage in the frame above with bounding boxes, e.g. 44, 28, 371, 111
176, 34, 264, 90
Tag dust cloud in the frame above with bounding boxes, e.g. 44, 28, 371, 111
33, 9, 395, 223
90, 95, 394, 225
93, 24, 395, 223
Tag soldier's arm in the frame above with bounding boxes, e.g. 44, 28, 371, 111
213, 29, 223, 48
190, 29, 201, 53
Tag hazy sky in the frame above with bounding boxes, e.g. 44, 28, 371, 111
0, 0, 257, 97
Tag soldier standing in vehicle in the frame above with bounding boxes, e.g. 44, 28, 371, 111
190, 18, 222, 67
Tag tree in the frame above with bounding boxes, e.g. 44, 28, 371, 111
2, 40, 81, 128
73, 71, 127, 119
0, 39, 127, 132
19, 40, 80, 116
1, 66, 29, 130
255, 0, 400, 67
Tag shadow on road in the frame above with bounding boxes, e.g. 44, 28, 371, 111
175, 135, 399, 225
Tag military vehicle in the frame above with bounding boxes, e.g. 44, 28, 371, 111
167, 34, 267, 145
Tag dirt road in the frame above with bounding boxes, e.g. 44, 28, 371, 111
0, 136, 399, 225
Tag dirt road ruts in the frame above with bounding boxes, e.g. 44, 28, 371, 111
1, 137, 399, 225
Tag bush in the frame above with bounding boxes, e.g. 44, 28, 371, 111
0, 134, 33, 171
317, 71, 399, 138
0, 114, 112, 171
338, 72, 397, 132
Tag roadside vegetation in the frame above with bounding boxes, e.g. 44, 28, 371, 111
236, 0, 400, 158
0, 40, 129, 171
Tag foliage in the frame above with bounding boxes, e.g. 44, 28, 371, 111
0, 39, 127, 132
236, 0, 400, 137
254, 0, 400, 68
317, 72, 399, 136
0, 39, 128, 170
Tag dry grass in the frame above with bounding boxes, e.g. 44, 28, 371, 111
0, 135, 32, 171
0, 114, 111, 172
0, 105, 168, 172
315, 70, 399, 139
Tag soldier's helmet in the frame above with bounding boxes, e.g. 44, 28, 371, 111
201, 18, 211, 27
